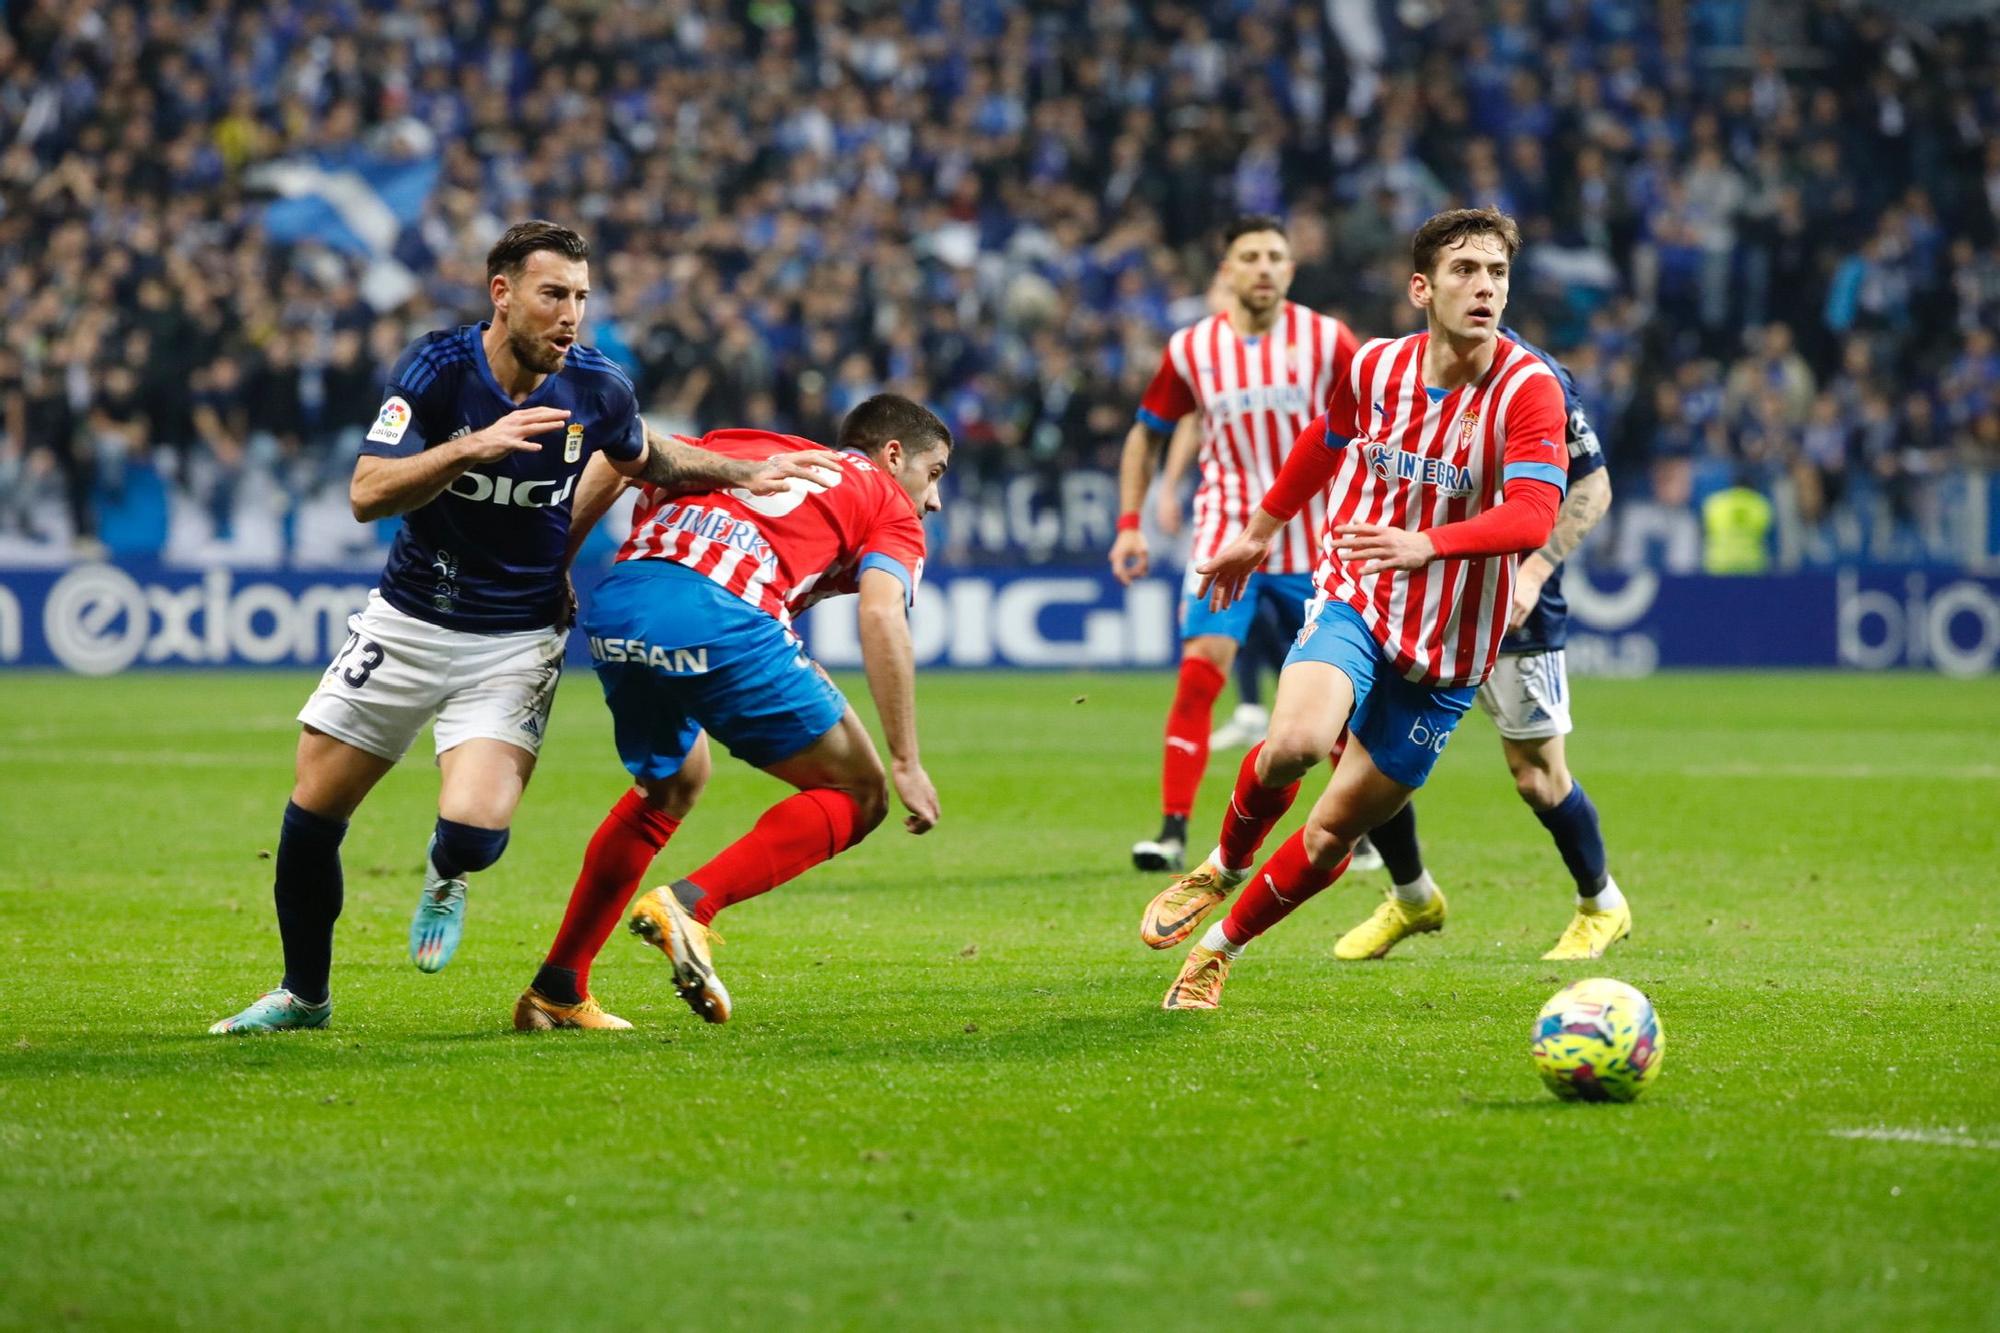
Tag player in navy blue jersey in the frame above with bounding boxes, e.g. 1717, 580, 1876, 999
211, 221, 818, 1034
1335, 329, 1626, 963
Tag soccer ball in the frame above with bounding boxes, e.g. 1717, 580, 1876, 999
1531, 978, 1664, 1103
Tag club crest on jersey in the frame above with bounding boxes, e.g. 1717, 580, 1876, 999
1364, 442, 1475, 496
1459, 411, 1480, 448
564, 423, 583, 463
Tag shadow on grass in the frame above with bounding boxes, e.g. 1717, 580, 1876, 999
1460, 1096, 1569, 1113
2, 995, 1202, 1085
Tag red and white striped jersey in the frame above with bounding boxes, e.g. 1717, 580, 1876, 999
615, 429, 927, 625
1137, 302, 1358, 573
1306, 332, 1568, 687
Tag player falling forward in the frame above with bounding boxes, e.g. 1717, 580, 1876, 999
514, 394, 948, 1031
1343, 329, 1627, 963
210, 221, 816, 1034
1138, 207, 1571, 1009
1110, 215, 1357, 873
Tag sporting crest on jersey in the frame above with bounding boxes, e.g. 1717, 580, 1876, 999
367, 396, 413, 446
1458, 411, 1480, 449
564, 423, 583, 463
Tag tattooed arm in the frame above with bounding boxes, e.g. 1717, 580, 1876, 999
1507, 468, 1612, 631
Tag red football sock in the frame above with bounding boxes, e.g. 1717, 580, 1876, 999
1217, 742, 1301, 871
682, 788, 864, 925
1162, 655, 1227, 818
1220, 829, 1350, 947
546, 790, 681, 992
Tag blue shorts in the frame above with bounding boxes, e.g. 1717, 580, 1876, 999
583, 561, 847, 780
1182, 570, 1315, 644
1282, 597, 1476, 789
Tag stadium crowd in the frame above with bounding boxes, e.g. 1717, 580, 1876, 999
1, 0, 1998, 569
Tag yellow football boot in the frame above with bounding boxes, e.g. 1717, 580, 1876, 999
628, 888, 732, 1024
1333, 887, 1449, 960
1140, 852, 1247, 950
1162, 943, 1233, 1010
1542, 898, 1632, 961
512, 987, 633, 1032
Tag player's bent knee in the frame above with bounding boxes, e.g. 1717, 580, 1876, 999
1300, 820, 1356, 869
849, 776, 891, 836
1507, 757, 1568, 810
1516, 772, 1568, 811
1260, 726, 1331, 784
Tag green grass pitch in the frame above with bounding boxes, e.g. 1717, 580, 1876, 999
2, 669, 1997, 1330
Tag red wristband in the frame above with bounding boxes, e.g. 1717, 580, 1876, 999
1116, 512, 1140, 533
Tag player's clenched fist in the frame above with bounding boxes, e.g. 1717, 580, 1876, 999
458, 406, 570, 462
1109, 527, 1150, 584
893, 759, 940, 834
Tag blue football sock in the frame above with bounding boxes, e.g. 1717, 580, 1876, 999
1535, 780, 1609, 896
431, 818, 510, 878
275, 801, 348, 1005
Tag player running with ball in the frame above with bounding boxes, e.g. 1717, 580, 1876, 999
1345, 328, 1628, 963
1139, 207, 1571, 1010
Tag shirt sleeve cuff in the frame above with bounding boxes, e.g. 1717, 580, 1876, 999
859, 552, 915, 607
1503, 461, 1568, 495
605, 415, 646, 462
1134, 407, 1176, 434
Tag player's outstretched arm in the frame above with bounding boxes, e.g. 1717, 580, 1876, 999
1509, 468, 1612, 630
350, 406, 568, 521
1111, 419, 1169, 584
856, 567, 938, 835
637, 425, 828, 496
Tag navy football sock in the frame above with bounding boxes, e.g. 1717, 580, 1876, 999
1535, 780, 1609, 896
431, 818, 510, 878
275, 801, 348, 1006
1367, 802, 1427, 885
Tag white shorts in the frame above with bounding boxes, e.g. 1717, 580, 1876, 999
1475, 649, 1573, 741
297, 591, 567, 762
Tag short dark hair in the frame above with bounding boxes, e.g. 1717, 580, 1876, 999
1221, 214, 1288, 255
486, 220, 591, 281
1411, 207, 1521, 277
837, 393, 953, 458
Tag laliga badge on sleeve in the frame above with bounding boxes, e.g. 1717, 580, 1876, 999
367, 396, 413, 446
564, 423, 584, 463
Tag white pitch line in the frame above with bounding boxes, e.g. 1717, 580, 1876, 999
1828, 1126, 2000, 1151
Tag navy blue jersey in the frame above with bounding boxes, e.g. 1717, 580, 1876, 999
1498, 329, 1608, 655
361, 324, 646, 631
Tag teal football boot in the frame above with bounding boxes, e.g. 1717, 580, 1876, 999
409, 838, 468, 973
209, 988, 331, 1034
